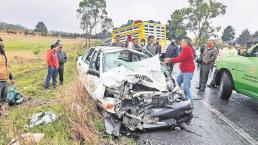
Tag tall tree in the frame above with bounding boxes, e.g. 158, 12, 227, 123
167, 9, 187, 41
221, 25, 235, 42
185, 0, 226, 47
252, 31, 258, 40
77, 0, 107, 48
237, 29, 252, 45
101, 17, 113, 39
34, 22, 48, 34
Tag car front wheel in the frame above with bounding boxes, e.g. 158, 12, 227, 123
219, 72, 233, 100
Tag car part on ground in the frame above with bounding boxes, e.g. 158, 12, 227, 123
24, 112, 58, 128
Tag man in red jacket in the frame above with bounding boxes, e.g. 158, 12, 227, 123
44, 44, 59, 89
164, 37, 195, 102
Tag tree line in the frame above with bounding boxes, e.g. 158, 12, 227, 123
166, 0, 258, 47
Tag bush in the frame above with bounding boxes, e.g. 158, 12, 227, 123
33, 49, 40, 55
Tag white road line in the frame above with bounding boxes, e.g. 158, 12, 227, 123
201, 100, 258, 145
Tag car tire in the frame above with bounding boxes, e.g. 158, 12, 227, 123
219, 72, 233, 100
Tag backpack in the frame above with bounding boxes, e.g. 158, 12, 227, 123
7, 86, 23, 106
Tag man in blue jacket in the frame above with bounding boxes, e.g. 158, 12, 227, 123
56, 44, 67, 85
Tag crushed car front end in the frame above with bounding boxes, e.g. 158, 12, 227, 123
96, 50, 193, 136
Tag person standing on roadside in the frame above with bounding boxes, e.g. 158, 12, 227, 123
165, 39, 180, 72
132, 38, 141, 52
0, 37, 15, 108
57, 44, 67, 85
207, 40, 237, 88
146, 36, 159, 56
140, 38, 146, 49
112, 35, 124, 47
44, 44, 59, 89
196, 40, 219, 91
156, 38, 162, 55
164, 37, 195, 102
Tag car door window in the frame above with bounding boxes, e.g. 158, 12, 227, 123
84, 49, 95, 64
89, 51, 100, 71
251, 46, 258, 57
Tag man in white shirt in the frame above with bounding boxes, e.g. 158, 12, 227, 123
208, 40, 238, 88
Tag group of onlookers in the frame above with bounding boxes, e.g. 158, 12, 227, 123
112, 35, 162, 56
164, 38, 238, 103
0, 37, 67, 110
44, 40, 67, 89
112, 35, 240, 104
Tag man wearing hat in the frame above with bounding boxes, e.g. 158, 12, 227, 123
208, 40, 238, 88
0, 37, 15, 108
44, 44, 59, 89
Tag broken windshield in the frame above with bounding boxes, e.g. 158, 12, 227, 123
103, 50, 148, 72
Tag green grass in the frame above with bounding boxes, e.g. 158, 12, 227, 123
0, 35, 136, 145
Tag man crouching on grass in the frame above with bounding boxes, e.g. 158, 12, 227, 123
163, 37, 195, 103
0, 37, 15, 110
44, 44, 59, 89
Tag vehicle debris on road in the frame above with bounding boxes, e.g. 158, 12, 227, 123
24, 112, 57, 128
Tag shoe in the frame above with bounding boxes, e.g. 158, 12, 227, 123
199, 87, 205, 91
207, 84, 218, 88
207, 84, 215, 88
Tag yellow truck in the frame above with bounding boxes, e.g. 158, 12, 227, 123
112, 20, 167, 50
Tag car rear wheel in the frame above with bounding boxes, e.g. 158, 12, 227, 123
219, 72, 233, 100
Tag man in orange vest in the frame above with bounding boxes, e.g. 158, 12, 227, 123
0, 37, 15, 109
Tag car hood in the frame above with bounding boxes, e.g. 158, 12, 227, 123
100, 55, 168, 92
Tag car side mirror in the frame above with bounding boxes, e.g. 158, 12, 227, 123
87, 69, 99, 77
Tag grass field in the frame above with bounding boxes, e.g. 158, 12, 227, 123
0, 34, 135, 145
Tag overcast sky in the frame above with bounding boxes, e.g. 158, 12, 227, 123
0, 0, 257, 37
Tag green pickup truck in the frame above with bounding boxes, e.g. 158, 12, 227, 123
215, 43, 258, 100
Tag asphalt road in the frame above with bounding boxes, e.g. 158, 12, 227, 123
137, 65, 258, 145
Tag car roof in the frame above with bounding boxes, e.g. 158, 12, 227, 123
92, 46, 144, 54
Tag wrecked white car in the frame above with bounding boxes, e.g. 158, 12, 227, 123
77, 47, 193, 136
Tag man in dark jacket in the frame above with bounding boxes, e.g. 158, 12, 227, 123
196, 40, 219, 91
164, 37, 195, 102
57, 44, 67, 85
165, 39, 180, 72
145, 36, 159, 56
112, 35, 124, 47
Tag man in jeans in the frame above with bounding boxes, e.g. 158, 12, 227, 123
57, 44, 67, 85
164, 37, 195, 102
44, 44, 59, 89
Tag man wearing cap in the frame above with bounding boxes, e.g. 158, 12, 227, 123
44, 44, 59, 89
57, 44, 67, 85
165, 39, 180, 72
0, 37, 15, 108
208, 40, 238, 88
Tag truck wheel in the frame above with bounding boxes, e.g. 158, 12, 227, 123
219, 72, 233, 100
